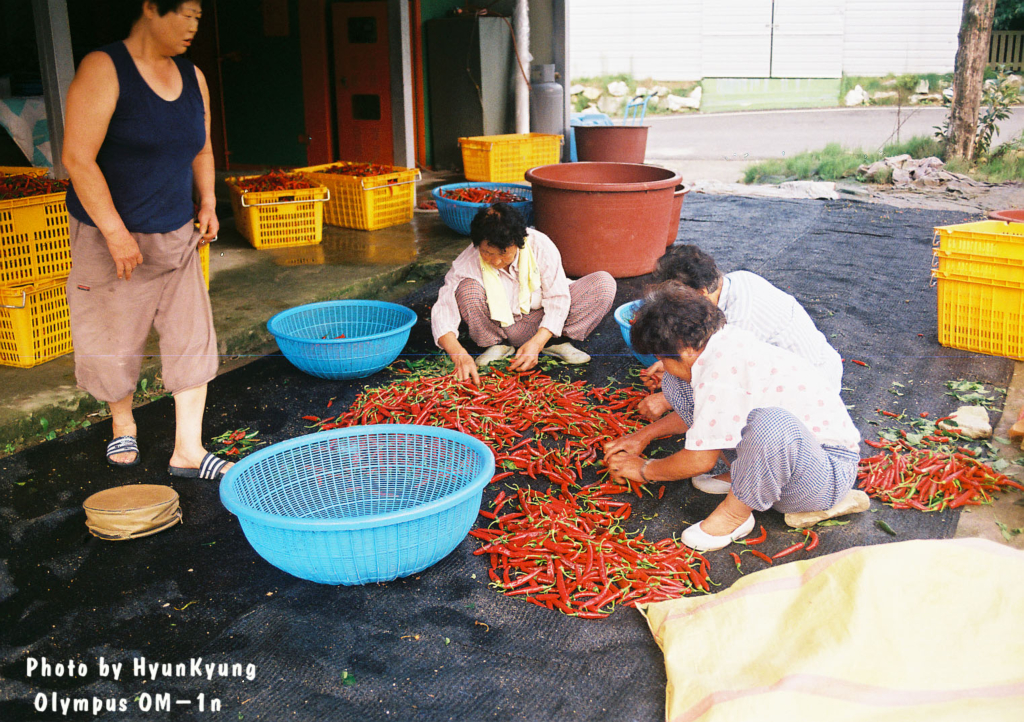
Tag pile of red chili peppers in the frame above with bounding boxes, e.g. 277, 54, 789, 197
301, 368, 744, 616
320, 162, 396, 177
0, 173, 68, 201
233, 169, 318, 193
439, 187, 529, 204
858, 438, 1024, 511
470, 483, 711, 616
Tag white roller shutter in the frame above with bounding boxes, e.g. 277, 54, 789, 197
770, 0, 845, 78
701, 0, 773, 78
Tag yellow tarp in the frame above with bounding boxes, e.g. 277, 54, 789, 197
641, 539, 1024, 722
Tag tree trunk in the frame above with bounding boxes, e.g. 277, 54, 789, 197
947, 0, 998, 161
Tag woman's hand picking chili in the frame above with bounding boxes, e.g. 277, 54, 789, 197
639, 360, 665, 390
603, 431, 648, 461
508, 338, 544, 372
637, 392, 672, 421
450, 349, 480, 385
607, 452, 645, 484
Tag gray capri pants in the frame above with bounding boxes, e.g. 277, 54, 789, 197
66, 217, 218, 403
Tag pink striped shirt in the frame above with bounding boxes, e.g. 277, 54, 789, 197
430, 228, 572, 346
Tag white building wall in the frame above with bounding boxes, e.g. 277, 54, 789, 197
842, 0, 963, 75
569, 0, 703, 80
570, 0, 964, 81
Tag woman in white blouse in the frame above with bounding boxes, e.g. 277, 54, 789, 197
430, 203, 616, 384
605, 284, 866, 551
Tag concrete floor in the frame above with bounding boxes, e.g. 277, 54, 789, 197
2, 167, 1022, 547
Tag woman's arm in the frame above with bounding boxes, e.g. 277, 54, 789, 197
62, 51, 143, 280
191, 66, 218, 241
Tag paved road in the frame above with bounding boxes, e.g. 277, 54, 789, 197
646, 106, 1024, 160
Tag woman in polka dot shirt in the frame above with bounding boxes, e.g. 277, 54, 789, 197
605, 284, 862, 551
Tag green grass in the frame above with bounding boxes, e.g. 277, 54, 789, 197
744, 134, 1024, 184
744, 142, 889, 183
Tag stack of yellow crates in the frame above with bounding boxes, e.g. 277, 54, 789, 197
932, 220, 1024, 361
0, 168, 73, 368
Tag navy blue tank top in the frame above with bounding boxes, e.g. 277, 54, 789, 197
66, 42, 205, 234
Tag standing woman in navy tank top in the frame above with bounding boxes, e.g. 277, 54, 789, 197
62, 1, 231, 481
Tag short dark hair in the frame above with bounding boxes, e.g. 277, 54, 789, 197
653, 244, 721, 293
131, 1, 198, 24
469, 203, 527, 251
631, 283, 726, 358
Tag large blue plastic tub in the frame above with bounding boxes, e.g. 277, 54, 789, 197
431, 182, 533, 236
220, 425, 495, 585
267, 300, 416, 380
614, 299, 658, 367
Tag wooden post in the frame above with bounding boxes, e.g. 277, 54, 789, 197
947, 0, 998, 161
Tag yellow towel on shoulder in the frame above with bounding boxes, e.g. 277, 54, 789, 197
480, 237, 541, 328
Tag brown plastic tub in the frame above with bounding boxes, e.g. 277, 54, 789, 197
574, 126, 649, 164
526, 162, 681, 278
989, 210, 1024, 222
666, 184, 689, 246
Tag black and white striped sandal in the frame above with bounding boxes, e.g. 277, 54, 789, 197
106, 435, 140, 467
168, 453, 229, 481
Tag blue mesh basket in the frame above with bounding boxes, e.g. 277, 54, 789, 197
267, 300, 416, 380
431, 182, 534, 236
220, 425, 495, 585
614, 300, 658, 367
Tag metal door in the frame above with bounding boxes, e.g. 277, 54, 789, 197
332, 1, 393, 164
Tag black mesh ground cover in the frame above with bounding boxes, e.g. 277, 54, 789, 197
0, 196, 1013, 721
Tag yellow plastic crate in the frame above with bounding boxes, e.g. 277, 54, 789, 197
295, 162, 420, 231
0, 190, 72, 285
459, 133, 563, 182
932, 249, 1024, 285
934, 271, 1024, 361
0, 166, 47, 177
0, 278, 73, 368
226, 176, 329, 249
933, 220, 1024, 260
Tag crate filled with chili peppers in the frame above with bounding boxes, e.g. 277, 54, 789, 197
293, 162, 421, 231
0, 172, 72, 286
431, 182, 533, 236
225, 170, 330, 250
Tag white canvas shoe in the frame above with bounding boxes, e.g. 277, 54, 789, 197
475, 344, 515, 368
681, 514, 755, 552
541, 342, 591, 364
691, 474, 732, 495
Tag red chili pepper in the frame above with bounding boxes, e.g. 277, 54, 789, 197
657, 485, 666, 499
737, 525, 767, 546
729, 552, 742, 572
851, 359, 869, 367
771, 542, 806, 560
802, 530, 819, 551
746, 549, 774, 565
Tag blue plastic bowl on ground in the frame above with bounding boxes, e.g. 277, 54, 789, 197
614, 300, 658, 367
220, 425, 495, 585
432, 182, 534, 236
267, 300, 416, 380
